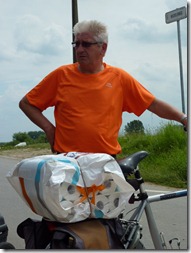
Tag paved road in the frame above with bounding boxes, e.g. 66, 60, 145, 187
0, 156, 188, 249
124, 183, 188, 249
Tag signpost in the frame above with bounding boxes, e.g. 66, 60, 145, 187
72, 0, 79, 63
165, 7, 187, 24
165, 6, 187, 113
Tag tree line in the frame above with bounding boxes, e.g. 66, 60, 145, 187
12, 131, 48, 145
1, 120, 144, 146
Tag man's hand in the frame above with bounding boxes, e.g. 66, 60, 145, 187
45, 125, 56, 153
19, 96, 56, 153
180, 115, 187, 132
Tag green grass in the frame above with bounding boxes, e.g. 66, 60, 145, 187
0, 124, 187, 188
118, 123, 187, 188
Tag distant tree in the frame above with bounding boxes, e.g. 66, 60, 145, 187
36, 132, 48, 143
12, 132, 31, 143
28, 131, 45, 140
124, 120, 145, 134
12, 131, 47, 144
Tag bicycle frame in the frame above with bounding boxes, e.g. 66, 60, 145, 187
123, 181, 187, 249
146, 188, 187, 249
118, 150, 187, 250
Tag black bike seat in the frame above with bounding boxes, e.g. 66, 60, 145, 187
117, 151, 149, 175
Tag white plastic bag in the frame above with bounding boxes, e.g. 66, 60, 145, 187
7, 152, 134, 222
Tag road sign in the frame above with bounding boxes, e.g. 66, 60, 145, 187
165, 6, 187, 113
165, 6, 187, 24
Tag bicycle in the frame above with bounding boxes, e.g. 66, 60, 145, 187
14, 150, 187, 250
117, 150, 187, 250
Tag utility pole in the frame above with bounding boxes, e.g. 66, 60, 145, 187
165, 6, 187, 113
72, 0, 79, 63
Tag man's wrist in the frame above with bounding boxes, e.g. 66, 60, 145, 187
180, 114, 187, 124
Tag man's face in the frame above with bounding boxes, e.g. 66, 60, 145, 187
74, 32, 107, 67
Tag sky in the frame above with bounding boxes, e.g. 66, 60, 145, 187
0, 0, 188, 142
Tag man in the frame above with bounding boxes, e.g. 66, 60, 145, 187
19, 20, 187, 155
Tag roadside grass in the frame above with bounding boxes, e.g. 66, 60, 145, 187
1, 142, 50, 150
0, 123, 187, 188
118, 123, 187, 188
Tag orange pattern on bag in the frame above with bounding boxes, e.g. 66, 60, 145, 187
19, 177, 37, 214
76, 184, 105, 204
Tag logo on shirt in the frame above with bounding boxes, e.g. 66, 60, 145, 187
105, 83, 112, 88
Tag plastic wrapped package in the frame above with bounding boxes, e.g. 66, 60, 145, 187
6, 152, 134, 223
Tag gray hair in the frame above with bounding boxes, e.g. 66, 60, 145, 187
73, 20, 108, 43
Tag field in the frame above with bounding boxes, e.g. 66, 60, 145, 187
0, 124, 187, 188
118, 124, 187, 188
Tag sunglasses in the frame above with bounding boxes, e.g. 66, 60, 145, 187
71, 41, 100, 48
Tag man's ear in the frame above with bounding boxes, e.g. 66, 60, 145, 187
101, 43, 107, 56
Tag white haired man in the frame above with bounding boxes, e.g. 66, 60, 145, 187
19, 20, 187, 156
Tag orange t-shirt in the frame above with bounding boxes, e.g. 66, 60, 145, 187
26, 63, 155, 154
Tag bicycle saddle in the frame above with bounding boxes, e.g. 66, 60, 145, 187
117, 151, 149, 175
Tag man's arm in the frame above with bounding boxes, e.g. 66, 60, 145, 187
148, 98, 187, 129
19, 96, 56, 152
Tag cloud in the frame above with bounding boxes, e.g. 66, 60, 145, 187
120, 18, 177, 44
0, 83, 27, 110
0, 42, 17, 61
14, 14, 66, 56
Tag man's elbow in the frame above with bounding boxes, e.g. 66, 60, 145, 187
19, 96, 29, 111
147, 98, 158, 113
